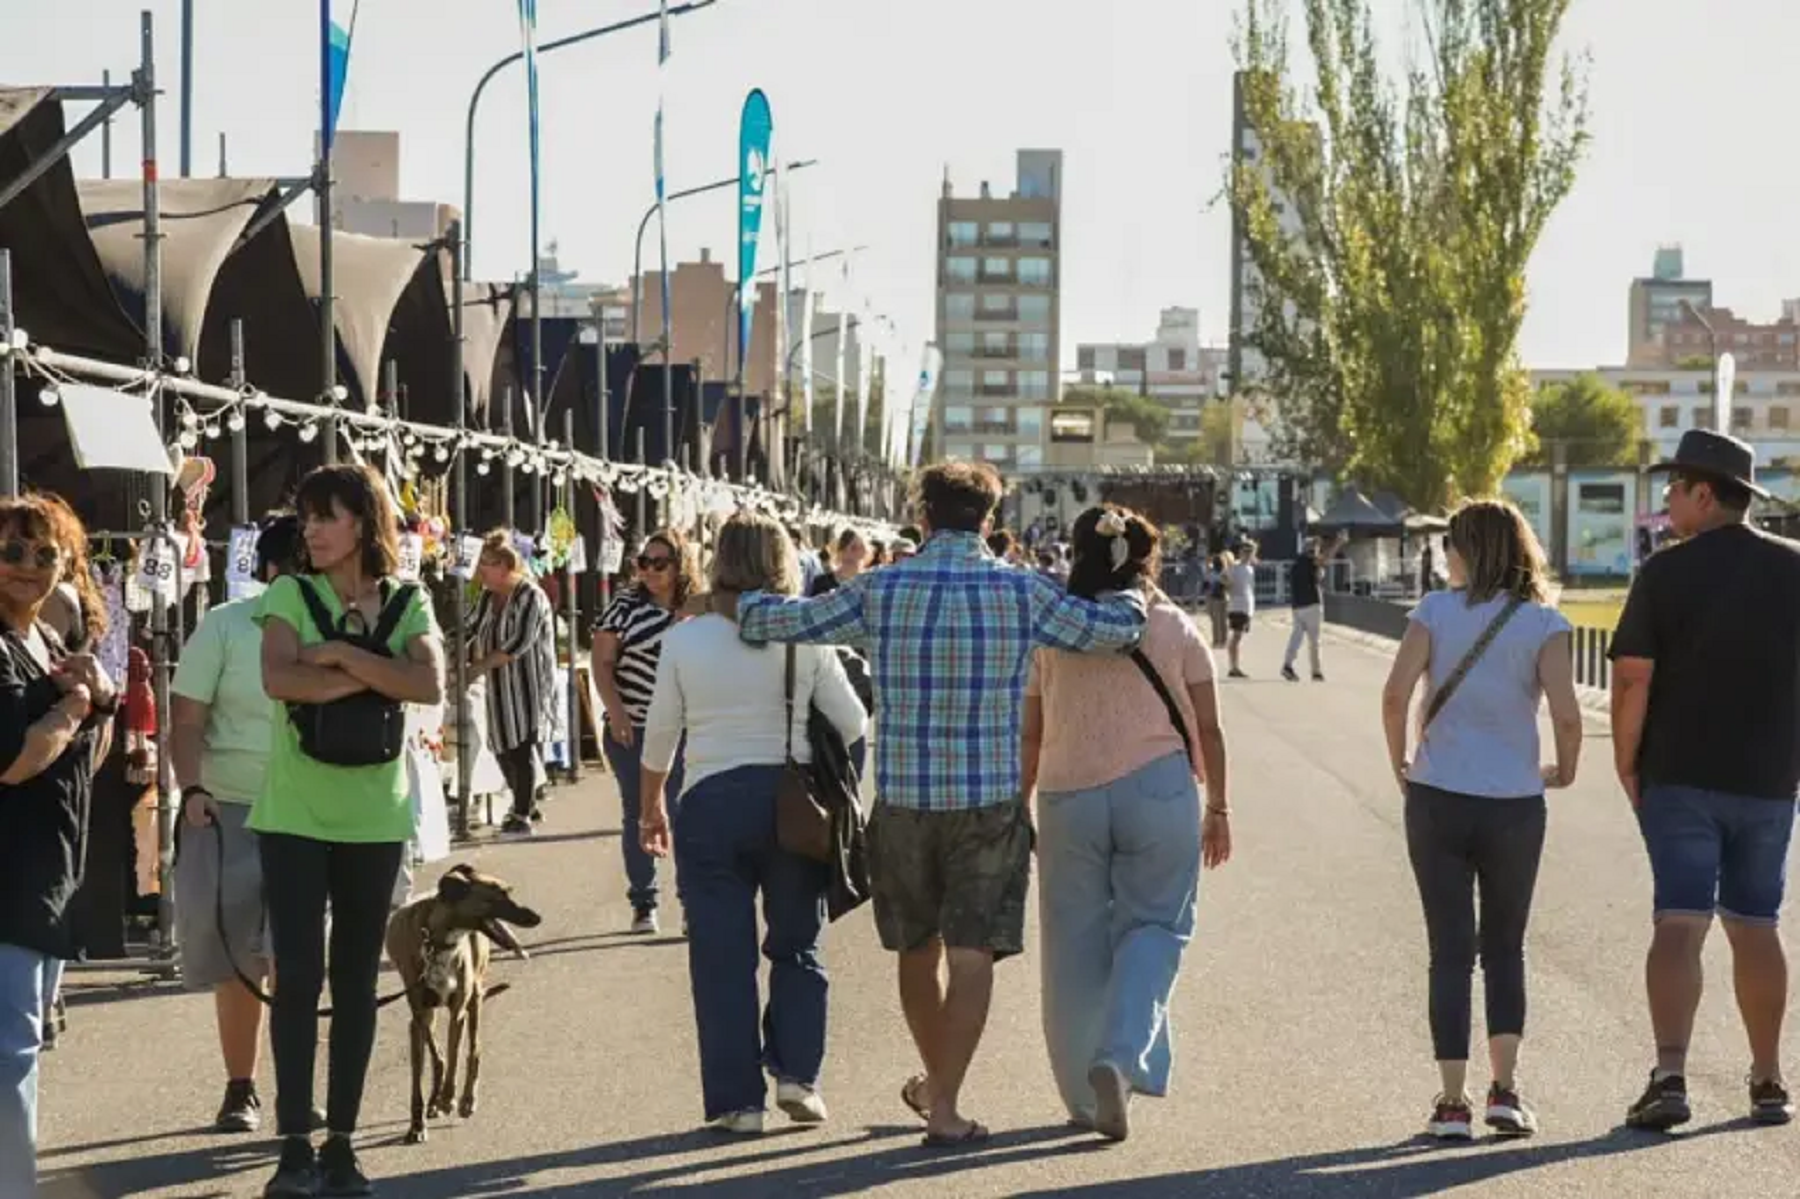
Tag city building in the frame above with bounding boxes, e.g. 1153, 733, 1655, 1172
635, 247, 781, 395
1075, 307, 1227, 443
326, 130, 456, 240
517, 243, 629, 344
1651, 303, 1800, 371
1625, 246, 1713, 366
1227, 71, 1305, 466
932, 148, 1063, 473
1531, 365, 1800, 465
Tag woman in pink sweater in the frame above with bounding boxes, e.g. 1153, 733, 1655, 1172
1022, 505, 1232, 1142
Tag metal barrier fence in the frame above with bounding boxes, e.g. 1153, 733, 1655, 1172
1572, 625, 1613, 691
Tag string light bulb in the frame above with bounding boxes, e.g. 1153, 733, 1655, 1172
203, 422, 221, 439
433, 445, 450, 463
37, 384, 59, 408
264, 408, 283, 430
178, 430, 198, 450
226, 411, 246, 433
298, 422, 318, 444
476, 460, 491, 476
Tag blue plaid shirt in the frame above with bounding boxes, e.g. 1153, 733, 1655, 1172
737, 531, 1145, 810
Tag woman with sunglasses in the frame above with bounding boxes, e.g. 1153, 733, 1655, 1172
0, 494, 117, 1196
468, 530, 558, 837
593, 528, 699, 935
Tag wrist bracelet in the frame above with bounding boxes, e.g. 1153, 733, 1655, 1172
1205, 805, 1231, 816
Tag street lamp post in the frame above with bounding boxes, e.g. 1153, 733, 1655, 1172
460, 0, 718, 281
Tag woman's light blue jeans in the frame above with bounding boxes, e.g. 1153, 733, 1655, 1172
1037, 750, 1201, 1122
0, 941, 53, 1198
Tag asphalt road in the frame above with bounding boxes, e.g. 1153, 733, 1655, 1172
36, 620, 1800, 1198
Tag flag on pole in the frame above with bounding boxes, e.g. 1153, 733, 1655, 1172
909, 344, 942, 468
517, 0, 541, 284
654, 0, 671, 363
801, 242, 815, 435
833, 259, 849, 449
775, 159, 792, 431
321, 1, 357, 153
736, 90, 774, 365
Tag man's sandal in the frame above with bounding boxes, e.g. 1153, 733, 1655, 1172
922, 1121, 990, 1148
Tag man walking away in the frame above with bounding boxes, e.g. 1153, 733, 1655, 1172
735, 461, 1145, 1147
1612, 429, 1800, 1131
170, 515, 303, 1133
1282, 535, 1338, 682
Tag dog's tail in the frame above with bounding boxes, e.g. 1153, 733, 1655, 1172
481, 982, 512, 1002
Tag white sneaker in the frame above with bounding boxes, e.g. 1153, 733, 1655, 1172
776, 1081, 829, 1124
709, 1108, 764, 1135
629, 909, 658, 936
1088, 1061, 1131, 1142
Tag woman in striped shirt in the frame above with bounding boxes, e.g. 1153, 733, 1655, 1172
468, 531, 558, 836
594, 528, 697, 934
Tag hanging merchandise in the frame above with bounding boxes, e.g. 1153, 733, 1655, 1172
134, 537, 179, 605
450, 533, 484, 581
92, 563, 130, 686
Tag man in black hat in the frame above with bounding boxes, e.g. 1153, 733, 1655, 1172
1611, 429, 1800, 1131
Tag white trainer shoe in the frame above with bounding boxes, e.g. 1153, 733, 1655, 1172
708, 1108, 764, 1135
776, 1081, 829, 1124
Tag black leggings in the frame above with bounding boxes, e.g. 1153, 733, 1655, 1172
1404, 783, 1547, 1061
260, 832, 404, 1137
497, 741, 541, 820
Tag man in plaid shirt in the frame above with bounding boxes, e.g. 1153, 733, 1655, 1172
738, 461, 1144, 1145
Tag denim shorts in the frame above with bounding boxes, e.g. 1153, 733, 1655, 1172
1636, 784, 1799, 925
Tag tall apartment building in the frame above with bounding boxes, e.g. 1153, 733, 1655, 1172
636, 247, 781, 395
1626, 246, 1713, 366
932, 149, 1063, 473
324, 130, 457, 239
1075, 308, 1226, 442
1651, 304, 1800, 371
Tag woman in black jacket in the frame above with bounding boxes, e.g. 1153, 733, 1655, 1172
0, 494, 116, 1195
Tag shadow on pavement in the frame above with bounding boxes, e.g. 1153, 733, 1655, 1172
1009, 1121, 1758, 1199
39, 1121, 1096, 1198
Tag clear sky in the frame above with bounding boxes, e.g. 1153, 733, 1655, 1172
7, 0, 1800, 374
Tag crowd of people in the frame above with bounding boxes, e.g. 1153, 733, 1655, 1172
6, 424, 1800, 1195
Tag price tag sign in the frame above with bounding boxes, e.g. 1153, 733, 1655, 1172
136, 538, 179, 601
225, 525, 260, 600
396, 533, 424, 582
567, 535, 587, 575
451, 534, 484, 581
599, 536, 625, 575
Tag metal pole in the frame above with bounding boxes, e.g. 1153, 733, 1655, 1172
101, 70, 113, 179
448, 221, 472, 841
733, 283, 748, 482
634, 427, 647, 537
561, 407, 581, 783
595, 327, 612, 609
501, 387, 516, 528
531, 258, 544, 533
319, 0, 337, 464
179, 0, 193, 177
218, 131, 227, 178
0, 251, 14, 498
462, 0, 718, 280
229, 320, 248, 525
139, 9, 177, 962
661, 291, 674, 471
384, 358, 398, 420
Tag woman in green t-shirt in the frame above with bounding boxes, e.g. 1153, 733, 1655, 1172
254, 465, 443, 1199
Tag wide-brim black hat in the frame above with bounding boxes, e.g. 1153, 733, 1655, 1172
1650, 428, 1768, 499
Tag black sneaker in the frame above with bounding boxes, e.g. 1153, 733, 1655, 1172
1312, 672, 1326, 682
1750, 1077, 1795, 1125
216, 1078, 262, 1133
262, 1137, 317, 1199
1426, 1094, 1473, 1141
316, 1135, 373, 1198
500, 815, 533, 836
1281, 665, 1299, 682
1626, 1072, 1691, 1131
1485, 1082, 1538, 1138
1228, 669, 1248, 680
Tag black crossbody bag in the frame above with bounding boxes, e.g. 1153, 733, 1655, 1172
1130, 649, 1196, 772
287, 577, 418, 768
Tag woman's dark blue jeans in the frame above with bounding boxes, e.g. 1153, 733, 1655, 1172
604, 730, 685, 914
674, 765, 830, 1120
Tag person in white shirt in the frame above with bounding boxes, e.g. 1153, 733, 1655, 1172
1225, 542, 1259, 679
638, 513, 866, 1136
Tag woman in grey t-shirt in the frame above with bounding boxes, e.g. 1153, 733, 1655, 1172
1380, 499, 1582, 1143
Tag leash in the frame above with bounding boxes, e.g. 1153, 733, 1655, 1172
209, 820, 419, 1018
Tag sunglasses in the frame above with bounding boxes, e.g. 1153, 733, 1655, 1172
0, 540, 61, 570
636, 554, 674, 572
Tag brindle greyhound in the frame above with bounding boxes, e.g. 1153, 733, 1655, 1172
385, 863, 541, 1144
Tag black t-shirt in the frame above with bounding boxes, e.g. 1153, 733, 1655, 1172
1611, 523, 1800, 800
0, 622, 98, 957
1290, 553, 1323, 608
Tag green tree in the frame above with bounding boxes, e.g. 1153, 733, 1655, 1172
1232, 0, 1589, 509
1521, 373, 1641, 467
1060, 385, 1170, 446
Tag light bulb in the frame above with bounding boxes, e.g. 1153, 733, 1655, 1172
298, 423, 318, 444
181, 410, 199, 431
329, 384, 349, 403
37, 385, 59, 408
173, 355, 192, 374
204, 423, 221, 439
476, 461, 491, 476
433, 445, 450, 463
226, 411, 245, 432
521, 459, 537, 475
178, 430, 198, 450
264, 409, 283, 430
505, 451, 524, 469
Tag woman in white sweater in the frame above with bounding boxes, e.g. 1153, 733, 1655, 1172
638, 513, 866, 1135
